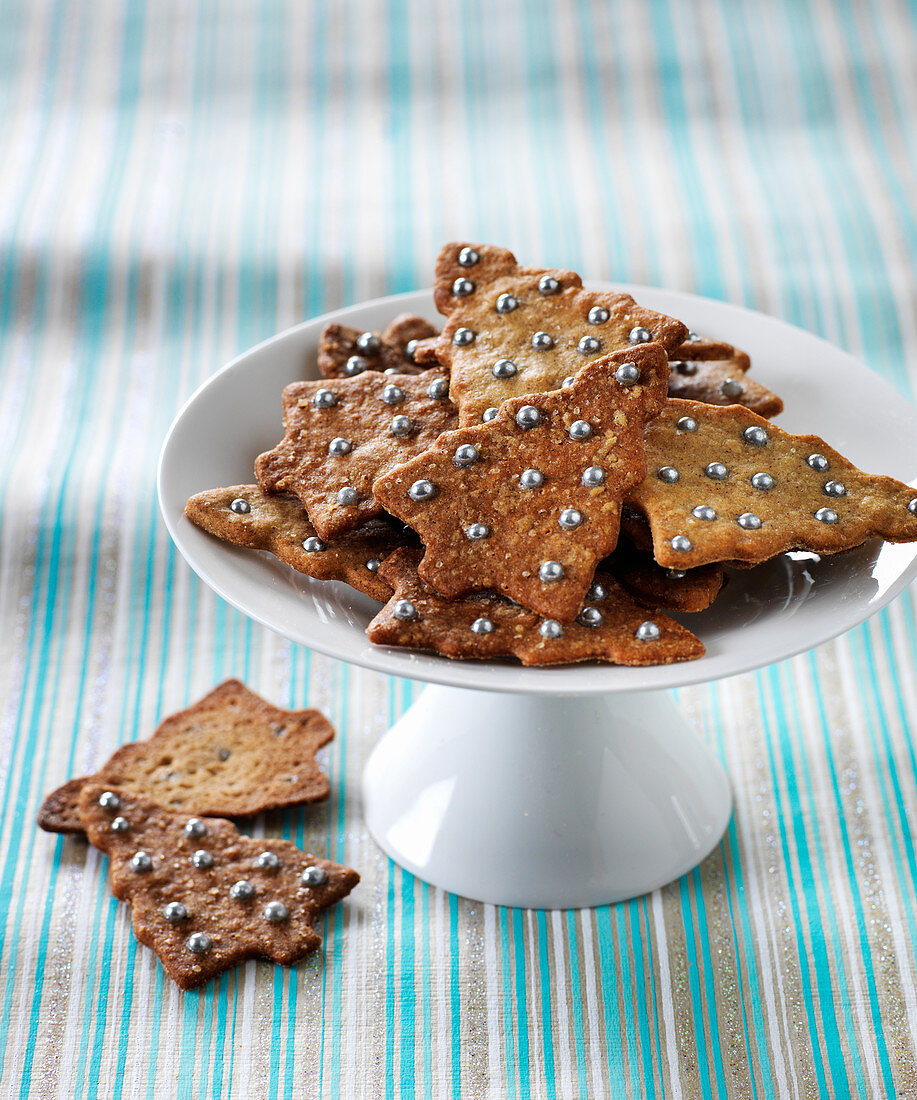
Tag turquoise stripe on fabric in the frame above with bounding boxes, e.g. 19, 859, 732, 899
760, 666, 848, 1097
705, 688, 771, 1097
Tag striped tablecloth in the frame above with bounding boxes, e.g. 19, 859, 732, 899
3, 1, 917, 1096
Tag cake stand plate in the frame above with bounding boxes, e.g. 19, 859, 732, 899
158, 286, 917, 909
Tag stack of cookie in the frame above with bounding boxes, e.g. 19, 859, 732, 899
186, 244, 917, 667
39, 681, 359, 989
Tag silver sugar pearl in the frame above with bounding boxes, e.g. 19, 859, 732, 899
229, 498, 251, 515
453, 328, 475, 346
303, 536, 326, 553
629, 326, 652, 344
587, 306, 609, 325
492, 358, 517, 379
393, 599, 417, 622
344, 355, 367, 376
162, 902, 188, 922
516, 405, 542, 429
454, 444, 480, 467
186, 932, 213, 955
581, 466, 605, 487
356, 332, 381, 353
382, 383, 405, 404
743, 426, 769, 446
185, 818, 207, 839
909, 498, 917, 515
815, 507, 839, 524
453, 277, 475, 297
466, 523, 490, 540
470, 617, 494, 635
408, 479, 436, 502
737, 512, 762, 530
658, 466, 680, 483
692, 505, 717, 521
191, 849, 214, 869
365, 558, 382, 572
706, 462, 729, 480
671, 535, 693, 552
130, 851, 153, 873
720, 378, 744, 398
405, 339, 418, 361
807, 453, 829, 471
263, 901, 289, 922
458, 246, 479, 266
687, 331, 700, 341
531, 331, 554, 351
561, 376, 576, 388
383, 368, 399, 375
538, 275, 560, 295
569, 420, 592, 441
98, 791, 120, 810
539, 561, 565, 583
482, 407, 499, 422
312, 388, 337, 409
328, 437, 352, 457
336, 487, 359, 506
676, 416, 699, 433
558, 508, 584, 530
495, 293, 518, 313
539, 620, 563, 639
230, 880, 255, 900
255, 851, 281, 871
672, 360, 697, 375
587, 582, 607, 601
110, 817, 129, 834
301, 865, 328, 887
519, 468, 544, 490
390, 414, 413, 437
824, 480, 847, 497
577, 336, 601, 355
427, 378, 449, 398
615, 362, 640, 386
578, 607, 603, 627
635, 621, 661, 641
751, 472, 775, 491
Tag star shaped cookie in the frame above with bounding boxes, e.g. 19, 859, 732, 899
372, 344, 670, 621
627, 399, 917, 568
366, 548, 704, 665
255, 371, 458, 539
319, 312, 440, 378
38, 680, 334, 835
602, 537, 725, 613
431, 242, 687, 423
79, 784, 359, 990
184, 484, 415, 601
667, 335, 783, 418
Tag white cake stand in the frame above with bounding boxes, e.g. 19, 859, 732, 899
158, 288, 917, 909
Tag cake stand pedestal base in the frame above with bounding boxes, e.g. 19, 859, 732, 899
362, 684, 732, 909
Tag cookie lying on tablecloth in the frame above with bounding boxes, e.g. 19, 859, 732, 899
373, 344, 670, 622
255, 370, 457, 540
366, 548, 704, 665
627, 398, 917, 569
319, 313, 439, 378
667, 335, 783, 418
184, 484, 415, 602
432, 242, 687, 424
79, 784, 359, 990
38, 681, 334, 835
